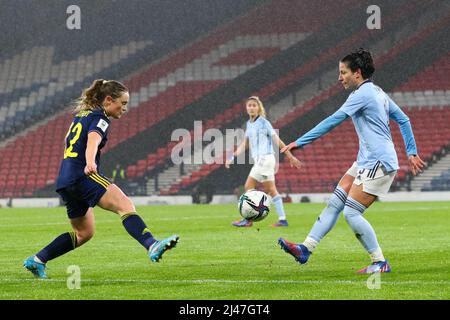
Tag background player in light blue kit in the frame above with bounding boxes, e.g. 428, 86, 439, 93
225, 96, 301, 227
279, 49, 425, 273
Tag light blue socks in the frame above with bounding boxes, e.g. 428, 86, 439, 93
272, 194, 286, 221
308, 186, 347, 242
344, 196, 383, 261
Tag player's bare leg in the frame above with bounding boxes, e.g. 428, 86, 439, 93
70, 208, 95, 247
244, 176, 258, 191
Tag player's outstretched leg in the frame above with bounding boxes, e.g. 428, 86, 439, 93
303, 186, 348, 252
278, 238, 311, 264
99, 184, 180, 263
277, 185, 347, 265
120, 212, 179, 262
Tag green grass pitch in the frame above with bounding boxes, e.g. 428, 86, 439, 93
1, 201, 449, 300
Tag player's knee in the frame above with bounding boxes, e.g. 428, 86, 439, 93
266, 189, 278, 198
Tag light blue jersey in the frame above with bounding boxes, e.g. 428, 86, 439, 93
339, 81, 399, 171
245, 116, 276, 160
295, 80, 418, 172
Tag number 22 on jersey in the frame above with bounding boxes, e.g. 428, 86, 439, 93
64, 122, 83, 159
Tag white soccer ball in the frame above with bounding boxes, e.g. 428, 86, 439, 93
238, 189, 270, 221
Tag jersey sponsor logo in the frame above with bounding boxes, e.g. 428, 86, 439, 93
97, 119, 109, 132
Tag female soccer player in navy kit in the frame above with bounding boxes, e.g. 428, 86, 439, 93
278, 49, 425, 273
24, 80, 179, 278
225, 96, 301, 227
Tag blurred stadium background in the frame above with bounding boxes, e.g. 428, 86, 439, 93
1, 0, 449, 205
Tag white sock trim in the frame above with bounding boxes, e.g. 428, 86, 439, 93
369, 247, 385, 263
303, 236, 319, 253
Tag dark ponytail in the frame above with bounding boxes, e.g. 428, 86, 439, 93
341, 48, 375, 79
73, 79, 128, 113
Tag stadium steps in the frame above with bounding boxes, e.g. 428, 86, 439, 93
410, 152, 450, 191
0, 41, 152, 139
118, 0, 425, 191
146, 68, 338, 195
391, 90, 450, 107
163, 5, 450, 194
6, 0, 442, 198
147, 163, 202, 195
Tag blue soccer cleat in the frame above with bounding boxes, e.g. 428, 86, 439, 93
232, 219, 253, 227
278, 238, 311, 264
23, 256, 48, 279
357, 260, 391, 274
148, 235, 179, 262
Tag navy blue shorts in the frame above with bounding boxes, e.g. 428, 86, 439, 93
57, 173, 112, 219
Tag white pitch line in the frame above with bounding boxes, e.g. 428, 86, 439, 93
2, 278, 450, 285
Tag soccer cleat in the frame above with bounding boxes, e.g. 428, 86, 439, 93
357, 260, 391, 274
271, 220, 288, 227
23, 256, 48, 279
231, 219, 253, 227
278, 238, 311, 264
148, 235, 179, 262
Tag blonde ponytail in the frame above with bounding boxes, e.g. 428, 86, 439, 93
73, 79, 128, 114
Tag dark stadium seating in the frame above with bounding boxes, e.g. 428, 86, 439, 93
426, 170, 450, 191
1, 0, 449, 197
120, 0, 426, 183
160, 8, 450, 195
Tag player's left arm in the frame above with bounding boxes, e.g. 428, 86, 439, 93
388, 96, 426, 175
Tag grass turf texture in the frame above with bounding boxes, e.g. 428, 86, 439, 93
1, 202, 449, 299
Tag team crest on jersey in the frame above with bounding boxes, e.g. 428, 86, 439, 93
97, 119, 109, 132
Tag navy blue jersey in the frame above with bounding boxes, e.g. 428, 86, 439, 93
56, 109, 110, 190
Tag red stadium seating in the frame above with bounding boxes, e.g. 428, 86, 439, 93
1, 0, 448, 197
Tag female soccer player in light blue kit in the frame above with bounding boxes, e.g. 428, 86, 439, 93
225, 96, 301, 227
279, 49, 425, 273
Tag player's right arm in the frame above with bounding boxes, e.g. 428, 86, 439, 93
225, 137, 248, 169
84, 131, 102, 175
281, 90, 364, 153
281, 110, 348, 153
